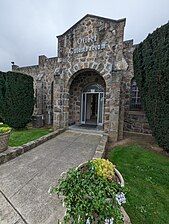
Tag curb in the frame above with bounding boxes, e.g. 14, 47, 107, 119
93, 133, 108, 159
0, 129, 65, 166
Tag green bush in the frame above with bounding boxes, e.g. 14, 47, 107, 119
0, 71, 6, 124
52, 159, 126, 223
0, 116, 3, 123
0, 71, 34, 129
0, 126, 11, 134
133, 22, 169, 150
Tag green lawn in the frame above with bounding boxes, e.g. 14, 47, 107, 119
108, 144, 169, 224
9, 128, 52, 147
0, 123, 52, 147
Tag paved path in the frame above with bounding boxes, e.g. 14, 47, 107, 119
0, 130, 101, 224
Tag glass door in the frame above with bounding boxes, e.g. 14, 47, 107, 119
81, 92, 104, 126
97, 92, 104, 125
81, 93, 86, 124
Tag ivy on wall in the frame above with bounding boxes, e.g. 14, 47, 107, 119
133, 22, 169, 150
0, 71, 34, 129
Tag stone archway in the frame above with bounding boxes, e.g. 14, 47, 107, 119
53, 67, 122, 142
68, 69, 106, 128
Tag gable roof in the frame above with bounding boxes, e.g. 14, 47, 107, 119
57, 14, 126, 38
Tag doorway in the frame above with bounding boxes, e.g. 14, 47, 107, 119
81, 84, 104, 126
86, 93, 98, 124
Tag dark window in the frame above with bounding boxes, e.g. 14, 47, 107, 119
130, 79, 142, 110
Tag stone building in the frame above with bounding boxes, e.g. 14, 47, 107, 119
12, 14, 151, 141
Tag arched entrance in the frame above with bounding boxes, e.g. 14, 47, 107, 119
81, 84, 104, 125
68, 69, 106, 127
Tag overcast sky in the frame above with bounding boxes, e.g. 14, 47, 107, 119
0, 0, 168, 71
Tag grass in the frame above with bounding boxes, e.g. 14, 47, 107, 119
0, 123, 52, 147
108, 144, 169, 224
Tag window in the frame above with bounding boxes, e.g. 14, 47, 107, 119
130, 79, 142, 110
83, 84, 104, 93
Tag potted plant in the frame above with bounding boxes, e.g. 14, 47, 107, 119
0, 126, 11, 152
52, 158, 126, 224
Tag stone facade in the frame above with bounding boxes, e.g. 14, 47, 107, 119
12, 14, 151, 141
124, 111, 151, 133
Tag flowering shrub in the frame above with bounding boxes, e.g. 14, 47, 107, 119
91, 158, 115, 180
52, 159, 126, 224
0, 127, 11, 134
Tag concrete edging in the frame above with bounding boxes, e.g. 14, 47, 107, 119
93, 133, 108, 159
0, 129, 65, 166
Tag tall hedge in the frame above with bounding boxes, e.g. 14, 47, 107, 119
0, 71, 34, 129
133, 22, 169, 150
0, 72, 6, 123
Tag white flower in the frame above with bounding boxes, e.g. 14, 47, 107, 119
115, 192, 126, 205
86, 218, 114, 224
86, 218, 90, 224
105, 218, 114, 224
48, 186, 52, 195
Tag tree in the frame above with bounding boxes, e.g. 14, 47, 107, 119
0, 71, 34, 129
133, 22, 169, 150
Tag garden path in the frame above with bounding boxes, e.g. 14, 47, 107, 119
0, 130, 101, 224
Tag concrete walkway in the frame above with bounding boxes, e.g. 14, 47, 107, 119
0, 130, 101, 224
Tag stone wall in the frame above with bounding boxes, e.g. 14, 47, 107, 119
120, 40, 151, 136
53, 15, 128, 141
12, 56, 59, 125
124, 111, 151, 134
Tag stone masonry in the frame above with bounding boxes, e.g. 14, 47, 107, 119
12, 14, 151, 141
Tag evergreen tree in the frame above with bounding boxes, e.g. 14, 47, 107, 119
133, 22, 169, 150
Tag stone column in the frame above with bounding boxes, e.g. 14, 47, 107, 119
118, 97, 125, 140
36, 80, 44, 115
109, 71, 122, 142
60, 85, 69, 129
103, 76, 111, 134
53, 76, 62, 130
117, 74, 125, 140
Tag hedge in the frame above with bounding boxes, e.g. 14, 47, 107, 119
0, 71, 34, 129
133, 22, 169, 150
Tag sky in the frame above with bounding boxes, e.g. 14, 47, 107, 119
0, 0, 168, 71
